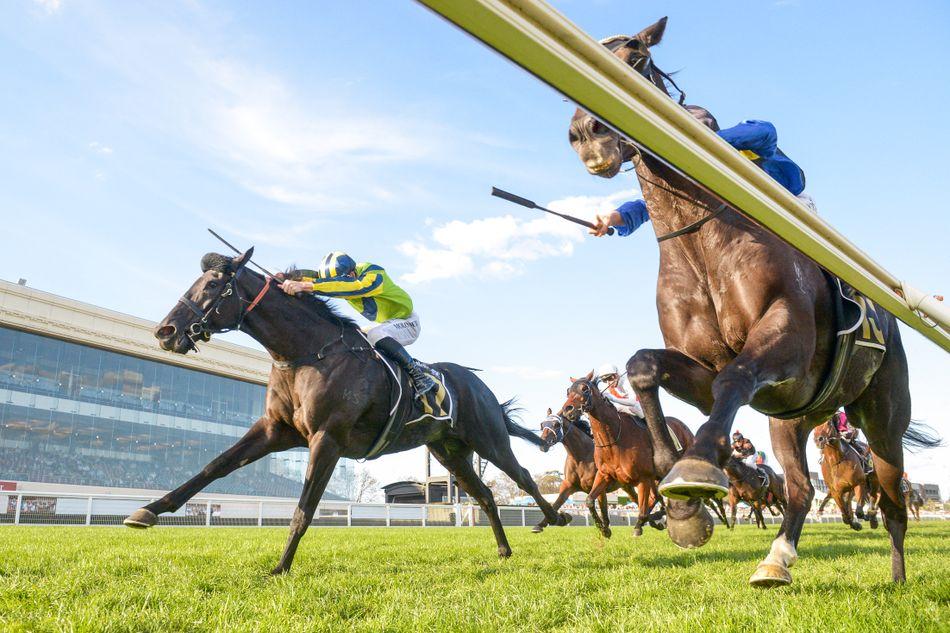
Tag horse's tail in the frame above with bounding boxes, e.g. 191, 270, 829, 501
903, 419, 942, 452
500, 398, 542, 447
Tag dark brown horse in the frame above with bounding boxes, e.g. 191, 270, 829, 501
814, 421, 880, 530
535, 409, 652, 537
568, 16, 939, 586
123, 251, 571, 573
903, 486, 924, 522
560, 373, 706, 538
724, 458, 786, 529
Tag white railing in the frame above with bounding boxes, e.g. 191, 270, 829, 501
416, 0, 950, 352
1, 490, 944, 527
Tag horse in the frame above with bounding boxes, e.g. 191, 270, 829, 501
536, 409, 652, 537
814, 421, 880, 531
723, 458, 787, 529
903, 486, 924, 522
122, 250, 571, 574
567, 16, 940, 586
560, 372, 725, 538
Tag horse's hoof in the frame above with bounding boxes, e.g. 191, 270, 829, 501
749, 562, 792, 588
659, 458, 729, 500
531, 525, 544, 534
855, 510, 866, 520
602, 527, 612, 539
555, 512, 573, 527
649, 515, 667, 531
270, 566, 289, 576
870, 515, 879, 530
123, 508, 157, 529
667, 500, 714, 549
498, 546, 512, 559
632, 526, 643, 538
850, 521, 863, 531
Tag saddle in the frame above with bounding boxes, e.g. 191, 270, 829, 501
775, 274, 888, 420
630, 414, 683, 452
754, 466, 770, 491
362, 356, 456, 459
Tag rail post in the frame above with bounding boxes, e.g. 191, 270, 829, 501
421, 504, 427, 527
385, 504, 391, 527
85, 496, 92, 526
257, 501, 263, 527
205, 500, 212, 527
585, 512, 589, 527
521, 507, 526, 527
347, 504, 352, 527
13, 493, 21, 525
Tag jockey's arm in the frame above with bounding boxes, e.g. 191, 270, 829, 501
717, 120, 778, 161
308, 270, 384, 298
590, 200, 650, 238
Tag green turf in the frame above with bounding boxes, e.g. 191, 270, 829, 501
0, 522, 947, 632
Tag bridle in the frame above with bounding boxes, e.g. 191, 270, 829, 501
540, 414, 565, 449
568, 379, 622, 449
177, 268, 272, 348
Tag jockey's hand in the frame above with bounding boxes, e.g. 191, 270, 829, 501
588, 212, 616, 237
273, 272, 287, 281
280, 280, 310, 295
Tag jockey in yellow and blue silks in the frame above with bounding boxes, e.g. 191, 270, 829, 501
590, 106, 817, 237
278, 251, 435, 397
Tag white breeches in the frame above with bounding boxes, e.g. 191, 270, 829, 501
364, 312, 421, 346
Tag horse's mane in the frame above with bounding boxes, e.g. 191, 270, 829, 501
200, 253, 359, 330
571, 418, 593, 438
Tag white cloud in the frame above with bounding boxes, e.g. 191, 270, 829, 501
398, 188, 639, 283
32, 0, 61, 15
88, 141, 113, 155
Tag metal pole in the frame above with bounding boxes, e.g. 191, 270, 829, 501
347, 504, 352, 527
385, 504, 391, 527
521, 507, 526, 527
13, 493, 21, 525
205, 500, 212, 527
85, 496, 92, 526
257, 501, 264, 527
421, 504, 427, 528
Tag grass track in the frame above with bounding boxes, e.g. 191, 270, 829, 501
0, 522, 947, 632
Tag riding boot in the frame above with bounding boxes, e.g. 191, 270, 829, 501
374, 336, 436, 398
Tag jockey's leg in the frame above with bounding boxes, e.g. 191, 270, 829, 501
373, 336, 435, 397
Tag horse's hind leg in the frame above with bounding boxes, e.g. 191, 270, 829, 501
846, 340, 911, 583
750, 417, 815, 588
599, 492, 612, 538
125, 417, 304, 528
534, 483, 574, 533
272, 432, 342, 575
427, 441, 512, 558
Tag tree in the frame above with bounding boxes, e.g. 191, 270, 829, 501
351, 466, 380, 503
485, 475, 520, 505
534, 470, 564, 494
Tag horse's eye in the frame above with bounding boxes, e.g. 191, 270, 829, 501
568, 130, 579, 144
207, 281, 219, 289
626, 38, 641, 50
591, 120, 609, 135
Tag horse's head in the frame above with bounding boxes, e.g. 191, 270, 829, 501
561, 370, 600, 418
813, 420, 839, 450
539, 408, 565, 452
568, 17, 669, 178
154, 249, 255, 354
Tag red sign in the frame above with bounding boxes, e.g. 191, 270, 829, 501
0, 481, 17, 491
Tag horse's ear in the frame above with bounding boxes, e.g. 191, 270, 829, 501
569, 376, 576, 383
547, 408, 552, 415
232, 247, 254, 272
636, 16, 667, 48
585, 369, 595, 381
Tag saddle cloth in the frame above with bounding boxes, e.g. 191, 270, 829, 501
362, 357, 456, 459
629, 415, 683, 452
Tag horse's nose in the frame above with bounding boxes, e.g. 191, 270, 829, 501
155, 324, 176, 344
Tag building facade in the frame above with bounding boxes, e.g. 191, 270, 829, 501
0, 279, 352, 499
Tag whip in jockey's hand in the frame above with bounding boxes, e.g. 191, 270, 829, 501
280, 252, 436, 398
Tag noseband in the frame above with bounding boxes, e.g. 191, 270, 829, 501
177, 270, 272, 347
541, 414, 565, 445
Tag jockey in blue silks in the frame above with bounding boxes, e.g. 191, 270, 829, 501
590, 106, 817, 237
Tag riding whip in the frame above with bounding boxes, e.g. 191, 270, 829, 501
490, 187, 614, 235
207, 228, 278, 278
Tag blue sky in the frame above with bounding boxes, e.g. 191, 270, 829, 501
1, 1, 948, 494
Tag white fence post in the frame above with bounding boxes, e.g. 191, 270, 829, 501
585, 512, 589, 526
205, 500, 212, 527
627, 514, 632, 526
421, 504, 427, 527
347, 504, 352, 527
85, 496, 93, 526
521, 507, 526, 527
13, 493, 21, 525
257, 501, 263, 527
385, 504, 391, 527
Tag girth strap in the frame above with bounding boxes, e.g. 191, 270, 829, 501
656, 203, 728, 242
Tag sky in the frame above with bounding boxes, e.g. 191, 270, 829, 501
1, 0, 948, 497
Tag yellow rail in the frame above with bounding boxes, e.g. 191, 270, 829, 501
418, 0, 950, 352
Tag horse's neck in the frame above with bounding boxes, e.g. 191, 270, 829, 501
587, 400, 621, 447
822, 442, 846, 468
562, 425, 593, 459
238, 277, 351, 362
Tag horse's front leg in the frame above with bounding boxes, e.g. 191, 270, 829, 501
631, 481, 653, 537
272, 430, 341, 575
125, 417, 304, 528
534, 483, 576, 533
659, 309, 817, 502
586, 472, 612, 538
750, 418, 815, 588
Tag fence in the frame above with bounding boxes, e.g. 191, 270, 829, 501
2, 490, 944, 527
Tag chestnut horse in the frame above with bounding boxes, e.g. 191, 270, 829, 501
568, 16, 939, 586
123, 251, 571, 573
536, 410, 657, 537
724, 458, 787, 529
560, 373, 720, 538
904, 486, 924, 522
814, 421, 880, 530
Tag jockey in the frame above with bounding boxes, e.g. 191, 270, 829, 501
278, 251, 436, 397
731, 431, 758, 469
595, 363, 644, 418
832, 410, 873, 472
589, 106, 816, 237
